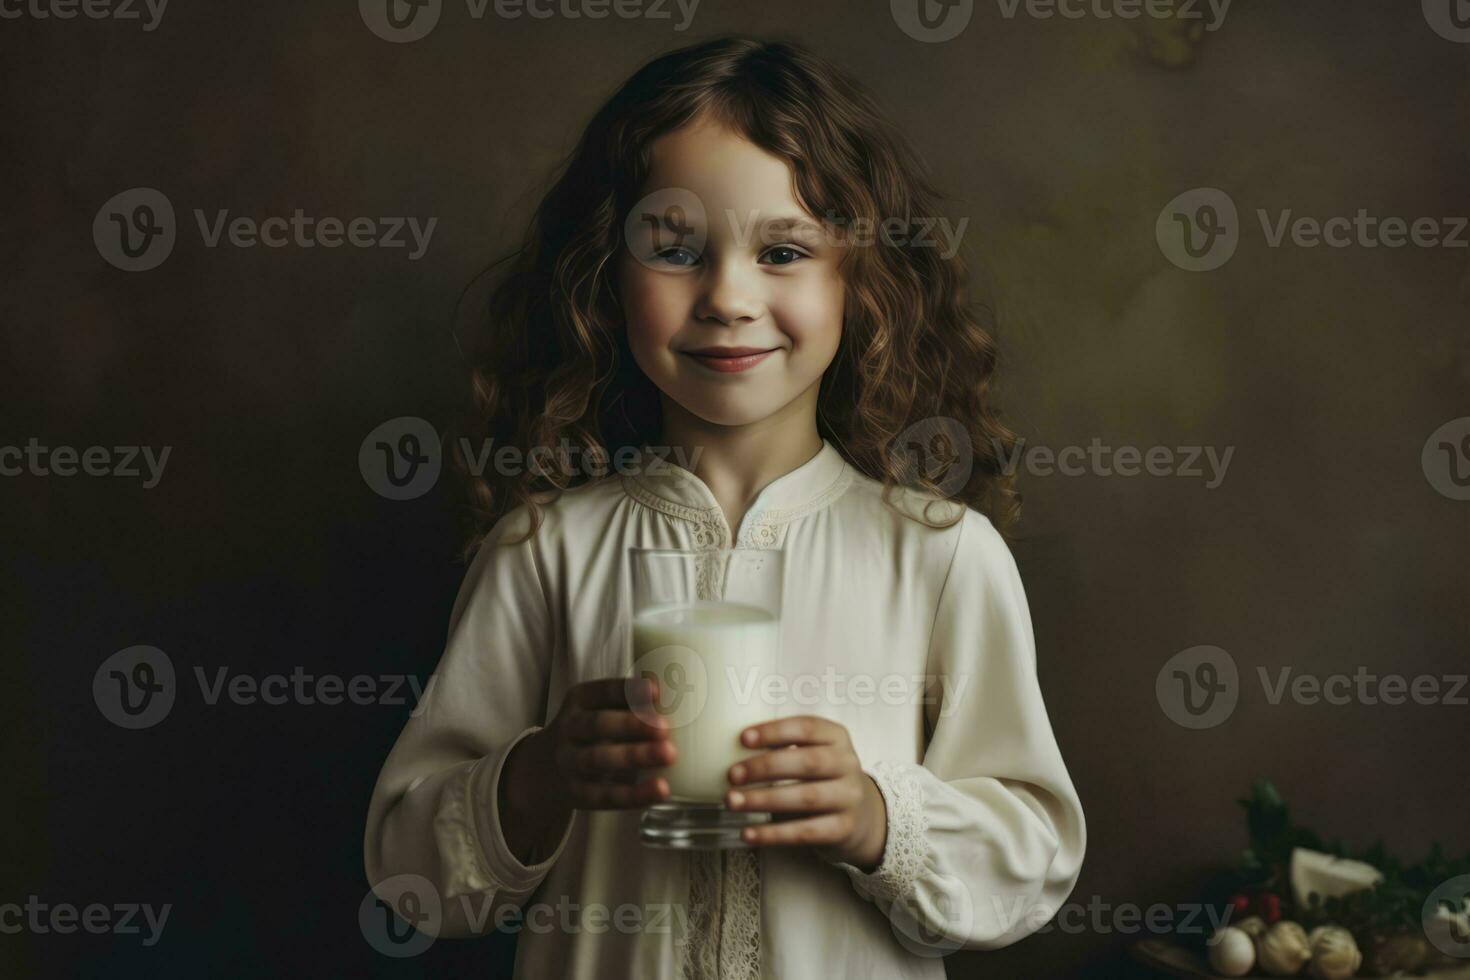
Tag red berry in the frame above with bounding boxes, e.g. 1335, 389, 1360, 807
1260, 893, 1282, 923
1229, 894, 1251, 917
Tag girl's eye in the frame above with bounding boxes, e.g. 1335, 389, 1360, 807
761, 245, 808, 266
655, 247, 700, 267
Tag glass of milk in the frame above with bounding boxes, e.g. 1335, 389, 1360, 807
628, 547, 783, 849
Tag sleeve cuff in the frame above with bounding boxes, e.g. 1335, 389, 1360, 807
825, 759, 930, 909
432, 726, 576, 901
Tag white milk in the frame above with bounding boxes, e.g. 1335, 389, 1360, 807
631, 600, 779, 803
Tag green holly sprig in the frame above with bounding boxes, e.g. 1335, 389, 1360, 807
1233, 779, 1470, 935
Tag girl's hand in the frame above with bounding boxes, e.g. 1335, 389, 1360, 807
505, 677, 674, 822
723, 716, 888, 871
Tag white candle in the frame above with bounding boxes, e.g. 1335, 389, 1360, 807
632, 600, 779, 803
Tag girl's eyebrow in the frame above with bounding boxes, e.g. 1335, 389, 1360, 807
756, 215, 824, 236
732, 213, 827, 247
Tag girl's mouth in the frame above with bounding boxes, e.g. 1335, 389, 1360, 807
680, 348, 779, 373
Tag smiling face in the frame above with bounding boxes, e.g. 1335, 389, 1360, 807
617, 118, 845, 431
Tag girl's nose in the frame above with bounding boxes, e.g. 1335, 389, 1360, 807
693, 260, 764, 325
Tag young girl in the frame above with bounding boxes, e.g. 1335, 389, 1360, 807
364, 36, 1085, 979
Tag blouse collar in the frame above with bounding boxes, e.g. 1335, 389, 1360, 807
621, 437, 853, 530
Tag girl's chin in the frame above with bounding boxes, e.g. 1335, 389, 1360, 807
676, 399, 801, 429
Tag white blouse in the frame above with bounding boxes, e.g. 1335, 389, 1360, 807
363, 438, 1086, 979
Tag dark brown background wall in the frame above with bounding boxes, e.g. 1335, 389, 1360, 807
4, 1, 1467, 977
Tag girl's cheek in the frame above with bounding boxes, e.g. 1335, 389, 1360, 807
770, 273, 844, 350
621, 274, 688, 350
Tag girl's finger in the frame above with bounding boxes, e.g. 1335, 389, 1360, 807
574, 738, 676, 775
575, 677, 654, 711
725, 777, 860, 814
727, 746, 845, 785
573, 775, 670, 810
566, 708, 669, 743
738, 715, 845, 750
739, 812, 849, 848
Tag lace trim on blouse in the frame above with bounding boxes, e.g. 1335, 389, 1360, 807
432, 760, 497, 900
829, 759, 930, 908
622, 460, 857, 980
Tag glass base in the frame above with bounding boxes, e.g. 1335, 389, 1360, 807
640, 802, 771, 850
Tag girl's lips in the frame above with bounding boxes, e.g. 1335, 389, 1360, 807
681, 349, 778, 373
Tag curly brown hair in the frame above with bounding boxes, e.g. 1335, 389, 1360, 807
454, 35, 1019, 559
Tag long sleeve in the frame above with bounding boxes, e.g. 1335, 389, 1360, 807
828, 507, 1087, 954
362, 505, 578, 938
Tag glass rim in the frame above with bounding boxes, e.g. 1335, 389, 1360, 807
626, 547, 785, 558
